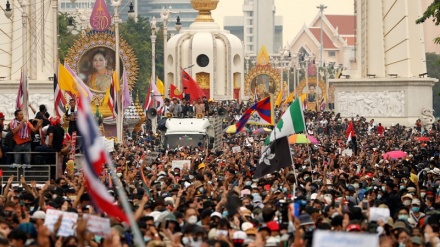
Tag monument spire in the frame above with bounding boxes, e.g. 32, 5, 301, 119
191, 0, 219, 22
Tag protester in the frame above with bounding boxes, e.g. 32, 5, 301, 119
1, 99, 440, 247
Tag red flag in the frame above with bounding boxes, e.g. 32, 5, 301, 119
170, 83, 183, 99
0, 169, 3, 177
346, 121, 355, 138
181, 70, 205, 102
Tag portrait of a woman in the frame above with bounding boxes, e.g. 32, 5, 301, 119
87, 50, 113, 92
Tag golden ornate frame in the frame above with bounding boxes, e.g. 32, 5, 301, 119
296, 77, 327, 99
244, 65, 281, 100
65, 31, 138, 91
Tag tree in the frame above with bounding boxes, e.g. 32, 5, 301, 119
426, 53, 440, 116
58, 13, 79, 64
119, 17, 164, 103
416, 0, 440, 45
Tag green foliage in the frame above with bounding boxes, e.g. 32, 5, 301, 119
119, 17, 164, 103
58, 13, 79, 64
426, 53, 440, 116
416, 0, 440, 25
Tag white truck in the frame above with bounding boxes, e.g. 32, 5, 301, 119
162, 118, 221, 149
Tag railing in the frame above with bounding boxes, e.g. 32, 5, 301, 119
0, 151, 59, 184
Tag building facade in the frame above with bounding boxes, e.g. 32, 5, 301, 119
224, 0, 283, 56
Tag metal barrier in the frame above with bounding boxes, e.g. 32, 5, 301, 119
0, 151, 59, 183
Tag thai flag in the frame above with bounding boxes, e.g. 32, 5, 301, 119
143, 85, 152, 111
108, 74, 118, 119
76, 91, 128, 223
16, 70, 24, 110
320, 96, 325, 112
54, 74, 67, 118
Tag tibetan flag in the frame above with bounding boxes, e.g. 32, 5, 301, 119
182, 70, 205, 102
54, 74, 67, 118
235, 107, 255, 134
151, 77, 164, 114
247, 96, 274, 126
284, 91, 295, 105
170, 83, 183, 99
16, 70, 24, 110
157, 78, 165, 98
275, 91, 283, 107
121, 70, 131, 111
255, 137, 292, 178
143, 85, 152, 111
76, 85, 128, 223
265, 98, 305, 144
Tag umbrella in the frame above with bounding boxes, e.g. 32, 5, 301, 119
288, 134, 319, 145
383, 150, 407, 159
416, 136, 430, 142
252, 127, 272, 135
223, 125, 249, 134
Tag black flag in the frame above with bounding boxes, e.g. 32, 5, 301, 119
255, 137, 292, 178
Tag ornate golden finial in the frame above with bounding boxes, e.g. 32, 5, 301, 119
191, 0, 219, 22
135, 91, 140, 104
256, 46, 270, 66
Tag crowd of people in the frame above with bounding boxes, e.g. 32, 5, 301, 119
0, 99, 439, 247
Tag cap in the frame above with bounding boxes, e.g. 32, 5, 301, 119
299, 214, 315, 226
31, 210, 46, 219
198, 163, 205, 169
411, 198, 421, 206
346, 224, 361, 232
266, 221, 280, 231
241, 222, 254, 232
210, 212, 222, 219
0, 112, 4, 119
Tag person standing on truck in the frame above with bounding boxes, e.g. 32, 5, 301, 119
169, 98, 182, 116
194, 98, 205, 116
181, 98, 193, 117
163, 98, 171, 116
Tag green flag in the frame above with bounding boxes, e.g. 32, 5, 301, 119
265, 98, 305, 144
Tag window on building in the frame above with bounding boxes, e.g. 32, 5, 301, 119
247, 19, 253, 25
328, 51, 336, 57
248, 37, 253, 42
248, 28, 253, 34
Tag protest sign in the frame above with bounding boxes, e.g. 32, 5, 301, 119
45, 209, 78, 237
312, 230, 378, 247
145, 151, 159, 164
232, 146, 241, 153
102, 137, 115, 152
83, 214, 111, 237
172, 160, 191, 171
369, 207, 390, 222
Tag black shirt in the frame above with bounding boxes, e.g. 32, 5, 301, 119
47, 125, 64, 152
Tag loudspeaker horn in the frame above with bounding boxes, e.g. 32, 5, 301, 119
147, 108, 157, 119
218, 108, 227, 118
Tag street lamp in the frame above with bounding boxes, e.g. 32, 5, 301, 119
127, 1, 135, 21
4, 1, 12, 19
317, 4, 327, 67
67, 17, 74, 32
150, 17, 158, 134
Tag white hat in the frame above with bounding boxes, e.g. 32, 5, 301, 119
31, 210, 46, 220
311, 193, 318, 200
149, 211, 162, 222
241, 222, 254, 232
210, 212, 222, 219
164, 197, 174, 206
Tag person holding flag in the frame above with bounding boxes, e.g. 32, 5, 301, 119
346, 118, 357, 155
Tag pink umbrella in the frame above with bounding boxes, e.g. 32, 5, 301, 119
383, 150, 407, 159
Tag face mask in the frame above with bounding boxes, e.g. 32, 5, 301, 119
182, 237, 192, 245
420, 192, 426, 198
327, 186, 333, 190
403, 200, 411, 206
301, 200, 307, 206
282, 187, 288, 193
411, 207, 420, 213
353, 183, 359, 189
144, 237, 151, 243
245, 181, 252, 186
216, 230, 228, 237
187, 215, 198, 224
222, 211, 229, 217
304, 176, 309, 180
398, 214, 409, 221
382, 186, 386, 192
402, 179, 407, 184
399, 185, 405, 190
377, 194, 382, 199
252, 193, 260, 198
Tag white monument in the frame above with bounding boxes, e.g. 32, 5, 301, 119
330, 0, 438, 126
165, 0, 244, 100
0, 0, 58, 120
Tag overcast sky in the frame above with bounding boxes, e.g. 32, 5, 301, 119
212, 0, 355, 45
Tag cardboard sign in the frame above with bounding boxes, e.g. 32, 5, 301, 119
172, 160, 191, 171
145, 151, 160, 164
369, 207, 390, 223
83, 214, 111, 237
102, 137, 115, 153
44, 209, 78, 237
312, 230, 378, 247
232, 146, 241, 153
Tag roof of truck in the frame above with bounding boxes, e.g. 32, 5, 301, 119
165, 118, 211, 134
